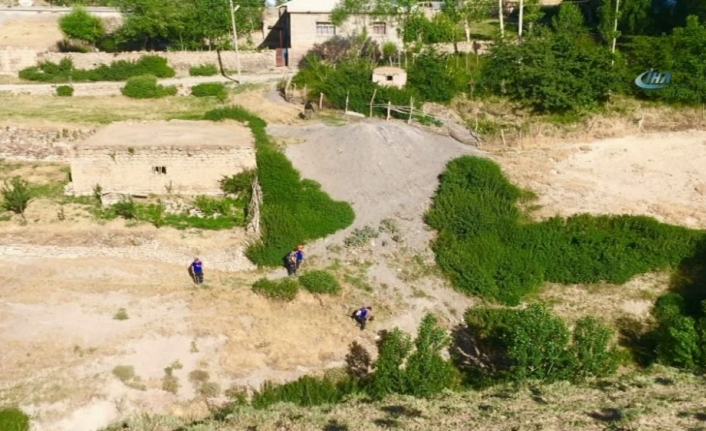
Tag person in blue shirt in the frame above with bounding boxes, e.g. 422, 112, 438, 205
190, 258, 204, 284
352, 306, 373, 330
285, 244, 305, 276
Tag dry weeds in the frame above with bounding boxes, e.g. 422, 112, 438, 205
452, 95, 706, 151
111, 366, 706, 431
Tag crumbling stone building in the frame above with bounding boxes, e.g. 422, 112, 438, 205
69, 120, 255, 196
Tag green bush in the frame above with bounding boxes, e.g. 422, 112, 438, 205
645, 238, 706, 371
251, 375, 358, 409
204, 106, 354, 266
426, 156, 701, 304
191, 82, 228, 100
98, 196, 245, 230
59, 6, 104, 44
1, 176, 32, 221
121, 75, 177, 99
0, 407, 29, 431
189, 64, 219, 76
408, 50, 461, 103
369, 314, 458, 400
19, 55, 175, 83
460, 305, 620, 386
252, 277, 299, 301
56, 85, 74, 97
220, 169, 255, 201
299, 270, 341, 294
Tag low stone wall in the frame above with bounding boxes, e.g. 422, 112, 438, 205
0, 47, 38, 76
0, 49, 278, 76
0, 123, 94, 161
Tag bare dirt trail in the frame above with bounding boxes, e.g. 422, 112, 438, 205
270, 119, 483, 334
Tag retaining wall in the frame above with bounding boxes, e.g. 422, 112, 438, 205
0, 49, 278, 76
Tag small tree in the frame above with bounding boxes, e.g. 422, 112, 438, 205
59, 6, 105, 45
1, 176, 32, 221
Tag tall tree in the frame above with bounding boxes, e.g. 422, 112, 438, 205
443, 0, 494, 52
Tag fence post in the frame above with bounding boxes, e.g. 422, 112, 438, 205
369, 88, 377, 118
407, 97, 414, 124
319, 92, 323, 110
303, 84, 308, 100
345, 91, 350, 114
386, 101, 391, 121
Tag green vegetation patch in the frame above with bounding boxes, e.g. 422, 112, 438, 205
299, 270, 341, 295
191, 82, 228, 101
426, 156, 702, 305
189, 64, 219, 77
460, 305, 620, 387
0, 407, 29, 431
252, 277, 299, 302
56, 85, 74, 97
97, 196, 246, 230
20, 56, 175, 83
203, 106, 354, 266
121, 75, 177, 99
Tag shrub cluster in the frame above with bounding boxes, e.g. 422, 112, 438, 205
98, 196, 245, 230
252, 270, 341, 300
191, 82, 228, 100
298, 270, 341, 294
644, 237, 706, 370
189, 64, 219, 76
0, 407, 29, 431
121, 75, 177, 99
251, 277, 299, 302
459, 305, 620, 387
19, 56, 175, 83
203, 106, 354, 266
56, 85, 74, 97
243, 313, 457, 409
426, 156, 701, 304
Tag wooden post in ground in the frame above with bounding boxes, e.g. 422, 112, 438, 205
501, 129, 507, 146
369, 88, 377, 118
319, 92, 323, 109
345, 91, 350, 114
303, 84, 308, 101
407, 98, 414, 124
386, 102, 391, 120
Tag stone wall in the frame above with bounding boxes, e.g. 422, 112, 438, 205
70, 146, 257, 196
0, 47, 38, 75
0, 123, 94, 161
0, 49, 278, 76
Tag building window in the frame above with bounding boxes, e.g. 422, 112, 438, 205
386, 75, 393, 81
153, 166, 167, 174
372, 22, 387, 36
316, 22, 336, 36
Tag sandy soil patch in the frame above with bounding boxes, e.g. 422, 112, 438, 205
496, 130, 706, 229
0, 15, 63, 50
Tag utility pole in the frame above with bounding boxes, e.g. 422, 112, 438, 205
498, 0, 505, 37
611, 0, 620, 54
229, 0, 241, 76
518, 0, 524, 40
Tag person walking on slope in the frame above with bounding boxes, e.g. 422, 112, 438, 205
190, 258, 204, 284
285, 244, 305, 276
352, 306, 373, 330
